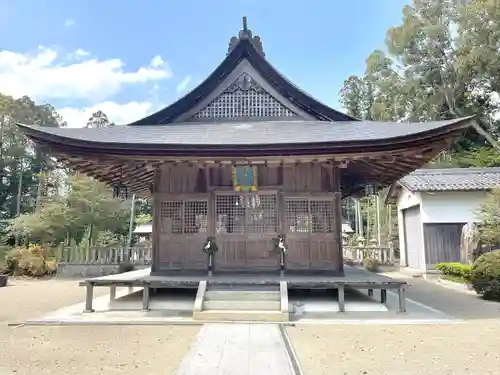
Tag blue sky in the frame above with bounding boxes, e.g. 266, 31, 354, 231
0, 0, 410, 127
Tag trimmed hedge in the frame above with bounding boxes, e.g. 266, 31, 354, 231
436, 262, 472, 282
470, 250, 500, 301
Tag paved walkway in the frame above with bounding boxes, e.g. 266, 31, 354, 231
388, 273, 500, 320
176, 323, 294, 375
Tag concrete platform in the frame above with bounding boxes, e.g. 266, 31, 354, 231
80, 266, 409, 314
22, 285, 459, 326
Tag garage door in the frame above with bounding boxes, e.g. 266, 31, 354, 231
402, 205, 424, 269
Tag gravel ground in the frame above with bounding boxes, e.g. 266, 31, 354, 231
0, 277, 110, 323
0, 277, 199, 375
287, 322, 500, 375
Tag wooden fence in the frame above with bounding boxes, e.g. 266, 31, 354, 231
343, 245, 396, 264
58, 246, 152, 265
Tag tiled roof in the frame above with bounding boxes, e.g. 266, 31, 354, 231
18, 117, 472, 146
399, 168, 500, 192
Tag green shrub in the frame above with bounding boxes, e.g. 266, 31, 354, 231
470, 250, 500, 301
436, 262, 472, 282
3, 244, 56, 277
0, 245, 11, 266
363, 258, 380, 272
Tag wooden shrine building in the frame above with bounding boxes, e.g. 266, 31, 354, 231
18, 18, 474, 278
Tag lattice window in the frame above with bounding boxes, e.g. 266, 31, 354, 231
159, 201, 183, 234
189, 73, 297, 121
285, 199, 310, 233
159, 200, 208, 234
285, 199, 334, 233
246, 195, 277, 233
311, 200, 334, 233
184, 200, 208, 234
215, 194, 277, 234
216, 195, 245, 234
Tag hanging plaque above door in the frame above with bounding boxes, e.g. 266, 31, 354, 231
232, 166, 258, 192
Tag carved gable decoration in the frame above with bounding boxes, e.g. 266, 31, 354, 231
188, 73, 298, 121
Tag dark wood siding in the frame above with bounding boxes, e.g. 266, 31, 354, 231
423, 223, 465, 267
152, 162, 343, 274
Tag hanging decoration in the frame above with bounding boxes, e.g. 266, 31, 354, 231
232, 165, 258, 192
202, 236, 219, 255
272, 234, 287, 275
202, 236, 218, 276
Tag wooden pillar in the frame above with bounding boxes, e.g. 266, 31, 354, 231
337, 284, 345, 313
151, 168, 161, 274
142, 283, 150, 311
84, 281, 94, 313
398, 286, 407, 313
331, 165, 344, 275
380, 289, 387, 304
109, 285, 116, 301
206, 166, 215, 273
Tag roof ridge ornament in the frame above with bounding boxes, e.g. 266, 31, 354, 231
227, 16, 265, 57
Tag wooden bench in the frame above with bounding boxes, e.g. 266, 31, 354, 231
79, 268, 151, 312
336, 281, 407, 313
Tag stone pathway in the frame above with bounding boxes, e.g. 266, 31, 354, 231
176, 323, 294, 375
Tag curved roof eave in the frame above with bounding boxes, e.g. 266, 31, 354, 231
126, 39, 357, 125
18, 116, 474, 157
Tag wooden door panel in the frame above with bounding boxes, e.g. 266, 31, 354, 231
216, 235, 247, 271
310, 237, 338, 270
284, 196, 341, 271
286, 235, 310, 269
184, 236, 207, 270
246, 237, 278, 269
214, 192, 280, 272
157, 198, 209, 271
158, 238, 184, 270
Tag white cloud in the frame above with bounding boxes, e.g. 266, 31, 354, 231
64, 18, 75, 27
59, 101, 155, 128
0, 46, 173, 101
74, 48, 89, 57
151, 55, 165, 68
176, 75, 192, 93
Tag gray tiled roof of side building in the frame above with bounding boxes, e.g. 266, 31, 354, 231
18, 118, 471, 145
399, 167, 500, 192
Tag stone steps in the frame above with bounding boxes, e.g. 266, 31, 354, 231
204, 290, 280, 301
193, 310, 288, 322
193, 281, 289, 322
203, 300, 281, 311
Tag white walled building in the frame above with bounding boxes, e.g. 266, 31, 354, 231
387, 168, 500, 272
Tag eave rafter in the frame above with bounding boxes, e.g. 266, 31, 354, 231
55, 154, 161, 198
48, 136, 451, 200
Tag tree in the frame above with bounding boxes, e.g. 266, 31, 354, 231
338, 0, 500, 242
8, 173, 130, 247
85, 110, 115, 128
340, 0, 500, 167
476, 188, 500, 245
0, 93, 66, 221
